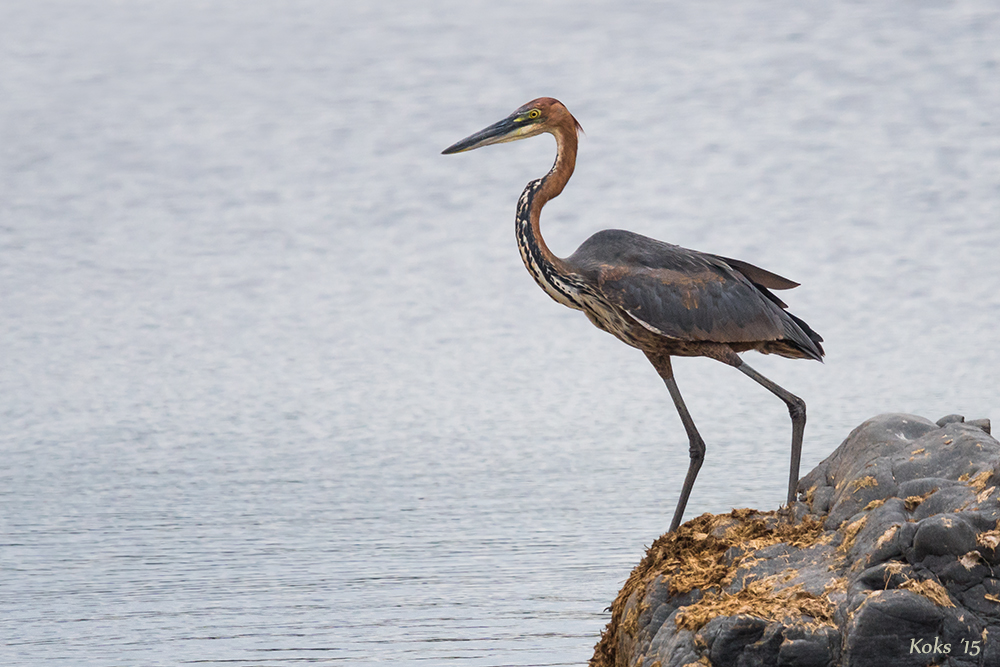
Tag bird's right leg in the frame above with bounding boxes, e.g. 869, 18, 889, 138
734, 360, 806, 510
645, 351, 705, 532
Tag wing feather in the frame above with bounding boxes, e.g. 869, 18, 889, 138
568, 230, 790, 343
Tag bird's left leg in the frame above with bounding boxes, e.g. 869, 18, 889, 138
645, 351, 706, 532
731, 358, 807, 508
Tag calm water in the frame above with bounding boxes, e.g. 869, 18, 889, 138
2, 1, 998, 665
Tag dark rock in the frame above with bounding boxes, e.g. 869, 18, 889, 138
912, 514, 978, 560
709, 615, 769, 666
967, 419, 991, 435
591, 413, 1000, 667
778, 625, 840, 666
936, 414, 966, 427
843, 590, 943, 665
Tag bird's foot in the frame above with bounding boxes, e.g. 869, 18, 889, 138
776, 501, 809, 525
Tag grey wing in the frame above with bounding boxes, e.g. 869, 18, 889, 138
568, 230, 789, 343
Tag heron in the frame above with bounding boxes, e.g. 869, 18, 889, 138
442, 98, 823, 532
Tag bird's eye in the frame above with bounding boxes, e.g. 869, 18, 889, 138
528, 109, 540, 119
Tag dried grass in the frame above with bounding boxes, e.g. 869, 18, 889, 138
904, 489, 936, 511
863, 499, 886, 512
674, 576, 834, 631
976, 529, 1000, 551
849, 476, 878, 492
968, 470, 993, 492
838, 515, 868, 555
874, 525, 899, 551
590, 510, 826, 667
899, 578, 954, 607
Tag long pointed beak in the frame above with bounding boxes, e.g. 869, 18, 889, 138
441, 116, 520, 154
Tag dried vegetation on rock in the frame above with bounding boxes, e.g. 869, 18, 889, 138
591, 414, 1000, 667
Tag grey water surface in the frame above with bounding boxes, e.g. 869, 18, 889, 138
2, 1, 998, 665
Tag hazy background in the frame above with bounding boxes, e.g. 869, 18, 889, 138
2, 1, 997, 665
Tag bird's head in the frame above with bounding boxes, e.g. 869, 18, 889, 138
442, 97, 583, 154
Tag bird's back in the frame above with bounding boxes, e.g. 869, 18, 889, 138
565, 229, 824, 361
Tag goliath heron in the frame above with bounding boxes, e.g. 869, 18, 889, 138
442, 98, 823, 532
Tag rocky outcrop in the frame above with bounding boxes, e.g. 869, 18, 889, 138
591, 413, 999, 667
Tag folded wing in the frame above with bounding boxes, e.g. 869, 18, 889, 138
567, 229, 821, 357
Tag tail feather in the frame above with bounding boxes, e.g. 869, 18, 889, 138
786, 312, 825, 361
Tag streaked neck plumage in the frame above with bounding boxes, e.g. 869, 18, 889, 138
514, 123, 584, 310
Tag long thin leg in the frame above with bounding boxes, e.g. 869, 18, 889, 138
736, 360, 807, 507
645, 352, 706, 532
